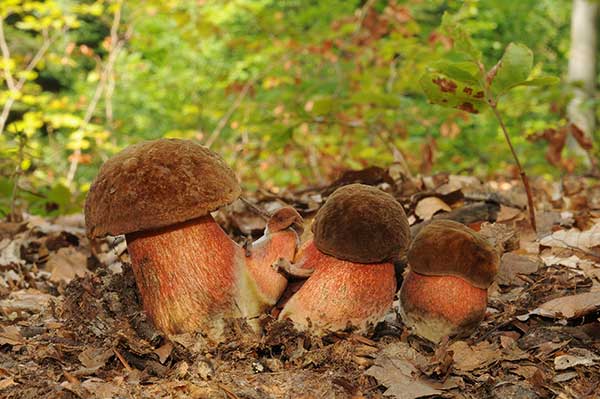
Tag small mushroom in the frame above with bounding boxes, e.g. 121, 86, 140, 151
399, 219, 499, 343
85, 139, 301, 338
279, 184, 410, 333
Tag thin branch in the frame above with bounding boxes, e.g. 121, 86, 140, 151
104, 1, 124, 125
479, 65, 537, 232
205, 80, 253, 148
0, 19, 16, 91
8, 133, 25, 222
66, 1, 129, 185
0, 26, 66, 136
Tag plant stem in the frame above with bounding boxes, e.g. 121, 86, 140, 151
9, 134, 25, 222
489, 103, 537, 232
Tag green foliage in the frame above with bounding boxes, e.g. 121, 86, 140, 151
0, 0, 591, 217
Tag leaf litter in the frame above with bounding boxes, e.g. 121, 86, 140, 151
0, 169, 599, 398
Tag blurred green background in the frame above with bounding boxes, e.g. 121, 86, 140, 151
0, 0, 596, 217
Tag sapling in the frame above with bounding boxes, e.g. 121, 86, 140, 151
420, 13, 559, 232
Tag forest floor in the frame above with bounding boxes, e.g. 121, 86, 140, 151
1, 168, 599, 399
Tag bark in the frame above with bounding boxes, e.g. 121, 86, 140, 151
567, 0, 598, 165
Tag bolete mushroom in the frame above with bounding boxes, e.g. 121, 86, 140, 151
279, 184, 410, 333
399, 219, 499, 343
85, 139, 301, 338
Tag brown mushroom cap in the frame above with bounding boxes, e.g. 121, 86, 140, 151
85, 139, 240, 238
311, 184, 410, 263
407, 219, 499, 289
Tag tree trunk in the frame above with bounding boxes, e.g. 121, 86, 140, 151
567, 0, 598, 167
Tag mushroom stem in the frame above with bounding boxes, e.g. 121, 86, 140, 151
239, 206, 303, 311
126, 211, 301, 338
279, 241, 396, 333
126, 214, 242, 336
242, 228, 297, 314
399, 270, 488, 343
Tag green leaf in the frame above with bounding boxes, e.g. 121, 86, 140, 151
440, 12, 482, 62
512, 76, 560, 88
308, 95, 335, 116
420, 71, 486, 114
430, 60, 481, 86
489, 43, 533, 96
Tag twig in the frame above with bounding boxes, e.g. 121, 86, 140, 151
0, 26, 66, 136
479, 63, 537, 232
113, 347, 132, 371
8, 133, 25, 222
370, 122, 413, 179
239, 196, 270, 219
204, 80, 253, 148
489, 103, 536, 232
0, 19, 16, 91
66, 1, 130, 185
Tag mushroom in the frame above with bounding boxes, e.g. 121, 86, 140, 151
279, 184, 410, 333
85, 139, 301, 338
399, 219, 499, 343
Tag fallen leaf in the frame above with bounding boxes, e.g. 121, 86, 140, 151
524, 291, 600, 319
541, 254, 593, 269
365, 343, 443, 399
0, 325, 24, 346
539, 222, 600, 252
154, 341, 174, 364
78, 347, 114, 369
0, 377, 16, 390
552, 371, 578, 383
46, 247, 89, 283
449, 341, 502, 372
496, 206, 523, 222
414, 197, 451, 220
497, 253, 541, 286
554, 348, 600, 370
0, 238, 25, 267
0, 289, 53, 315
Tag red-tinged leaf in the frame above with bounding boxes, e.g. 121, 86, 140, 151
420, 72, 486, 114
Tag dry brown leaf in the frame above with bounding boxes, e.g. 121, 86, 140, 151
539, 222, 600, 252
80, 378, 126, 397
524, 291, 600, 319
497, 253, 541, 286
414, 197, 451, 220
0, 325, 24, 346
449, 341, 502, 372
0, 377, 16, 391
496, 206, 523, 223
78, 347, 114, 369
154, 341, 174, 364
46, 247, 89, 283
365, 343, 443, 399
554, 348, 600, 370
0, 289, 53, 315
0, 238, 25, 267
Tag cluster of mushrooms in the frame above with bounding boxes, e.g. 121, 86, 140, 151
85, 139, 499, 343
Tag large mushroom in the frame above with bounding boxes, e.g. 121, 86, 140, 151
399, 219, 499, 343
85, 139, 301, 338
278, 184, 410, 333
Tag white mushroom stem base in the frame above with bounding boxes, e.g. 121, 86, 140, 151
126, 214, 295, 338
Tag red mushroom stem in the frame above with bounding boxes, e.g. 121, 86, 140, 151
399, 271, 488, 342
279, 241, 396, 332
127, 209, 301, 337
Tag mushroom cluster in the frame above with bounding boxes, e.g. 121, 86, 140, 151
399, 219, 499, 343
279, 184, 410, 333
86, 140, 496, 343
85, 139, 301, 339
